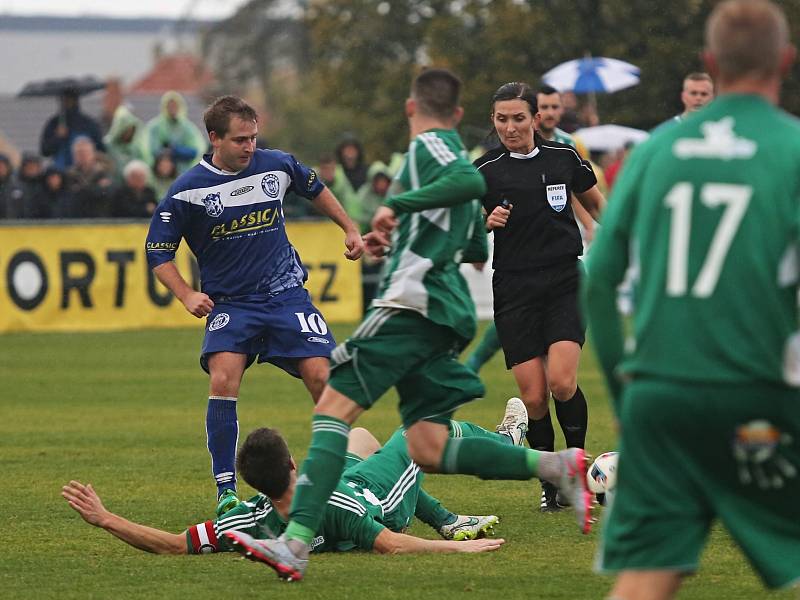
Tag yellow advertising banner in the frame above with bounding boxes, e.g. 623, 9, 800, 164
0, 221, 362, 333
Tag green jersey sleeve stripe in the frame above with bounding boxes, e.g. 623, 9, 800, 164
408, 141, 420, 189
381, 464, 420, 513
419, 132, 457, 165
328, 491, 367, 516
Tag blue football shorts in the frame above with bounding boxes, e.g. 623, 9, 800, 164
200, 286, 335, 378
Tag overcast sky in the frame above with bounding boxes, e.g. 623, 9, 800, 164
0, 0, 250, 20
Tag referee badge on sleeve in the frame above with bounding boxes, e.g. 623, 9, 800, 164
546, 184, 567, 212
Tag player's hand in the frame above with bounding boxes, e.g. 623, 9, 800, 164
471, 262, 486, 272
363, 230, 391, 259
456, 537, 505, 553
486, 204, 512, 230
62, 481, 109, 528
181, 291, 214, 318
733, 420, 798, 489
371, 206, 398, 235
344, 229, 365, 261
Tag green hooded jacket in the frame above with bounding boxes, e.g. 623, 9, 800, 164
355, 161, 392, 232
104, 105, 151, 183
145, 91, 207, 174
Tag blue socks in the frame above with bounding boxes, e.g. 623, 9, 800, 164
206, 396, 239, 497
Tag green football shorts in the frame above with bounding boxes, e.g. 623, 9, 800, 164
597, 377, 800, 589
328, 307, 485, 428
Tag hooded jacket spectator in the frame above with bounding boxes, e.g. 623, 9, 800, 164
355, 161, 392, 233
151, 150, 178, 201
335, 137, 368, 190
145, 91, 207, 174
104, 105, 151, 183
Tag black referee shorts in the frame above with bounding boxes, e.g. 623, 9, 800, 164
492, 260, 585, 369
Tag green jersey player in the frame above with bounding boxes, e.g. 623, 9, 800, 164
62, 404, 532, 560
583, 1, 800, 597
247, 68, 592, 582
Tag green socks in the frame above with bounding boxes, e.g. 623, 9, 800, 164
440, 436, 539, 480
450, 420, 513, 445
286, 415, 351, 544
465, 323, 501, 372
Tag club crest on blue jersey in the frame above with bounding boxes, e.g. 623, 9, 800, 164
262, 173, 281, 198
203, 192, 224, 217
208, 312, 230, 331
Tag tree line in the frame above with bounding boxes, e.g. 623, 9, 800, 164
202, 0, 800, 162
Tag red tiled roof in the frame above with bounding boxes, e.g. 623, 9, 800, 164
129, 54, 214, 94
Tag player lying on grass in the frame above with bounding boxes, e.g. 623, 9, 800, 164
63, 399, 529, 557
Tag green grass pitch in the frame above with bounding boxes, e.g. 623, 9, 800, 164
1, 323, 794, 599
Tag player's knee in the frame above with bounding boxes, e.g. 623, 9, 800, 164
208, 369, 241, 396
521, 392, 549, 412
516, 376, 548, 404
550, 377, 577, 402
347, 427, 381, 458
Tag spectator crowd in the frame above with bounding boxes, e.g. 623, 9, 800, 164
1, 72, 713, 229
0, 82, 636, 225
0, 89, 205, 220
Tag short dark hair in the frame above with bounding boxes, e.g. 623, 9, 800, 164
203, 95, 258, 138
491, 81, 538, 115
412, 68, 462, 119
236, 428, 293, 498
537, 84, 560, 97
684, 72, 713, 84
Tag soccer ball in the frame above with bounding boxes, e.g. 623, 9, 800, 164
586, 451, 618, 494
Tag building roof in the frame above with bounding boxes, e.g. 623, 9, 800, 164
130, 54, 215, 94
0, 15, 207, 33
0, 15, 207, 95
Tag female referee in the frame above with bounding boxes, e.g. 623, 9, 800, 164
474, 81, 605, 512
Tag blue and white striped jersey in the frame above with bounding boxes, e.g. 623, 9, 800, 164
145, 149, 324, 298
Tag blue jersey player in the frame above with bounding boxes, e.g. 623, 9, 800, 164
145, 96, 364, 515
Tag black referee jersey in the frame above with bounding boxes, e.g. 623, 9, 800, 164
474, 140, 597, 271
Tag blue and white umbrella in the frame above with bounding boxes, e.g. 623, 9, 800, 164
542, 57, 640, 94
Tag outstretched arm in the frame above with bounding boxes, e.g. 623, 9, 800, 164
384, 163, 487, 214
372, 528, 504, 554
62, 481, 187, 555
311, 187, 365, 260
